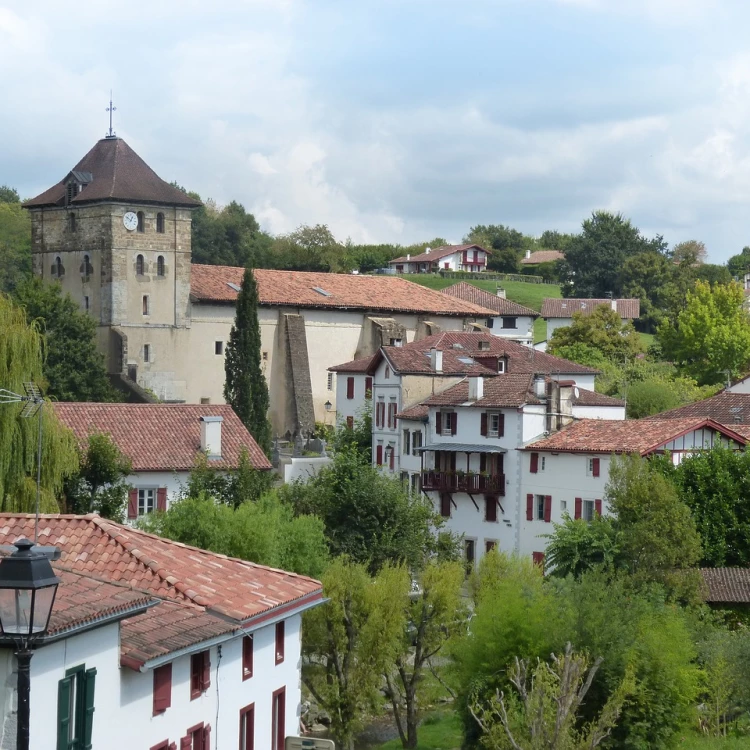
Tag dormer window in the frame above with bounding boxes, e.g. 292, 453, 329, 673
478, 340, 490, 351
137, 211, 145, 233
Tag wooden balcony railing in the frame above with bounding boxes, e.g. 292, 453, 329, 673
421, 471, 505, 495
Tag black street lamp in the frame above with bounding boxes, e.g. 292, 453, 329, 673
0, 539, 59, 750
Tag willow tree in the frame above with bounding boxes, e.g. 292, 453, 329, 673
0, 293, 78, 512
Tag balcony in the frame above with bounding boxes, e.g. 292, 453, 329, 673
421, 471, 505, 495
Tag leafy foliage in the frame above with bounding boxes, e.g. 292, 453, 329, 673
186, 449, 271, 507
544, 515, 620, 579
0, 193, 32, 294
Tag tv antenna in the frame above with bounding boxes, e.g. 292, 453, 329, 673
105, 91, 117, 139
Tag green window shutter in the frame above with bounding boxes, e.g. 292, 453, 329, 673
82, 667, 97, 750
57, 676, 72, 750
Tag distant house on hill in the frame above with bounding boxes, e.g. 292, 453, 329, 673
701, 568, 750, 612
388, 244, 491, 274
520, 249, 564, 267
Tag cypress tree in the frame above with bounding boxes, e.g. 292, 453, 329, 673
224, 267, 272, 455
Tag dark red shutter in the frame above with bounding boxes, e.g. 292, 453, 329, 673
127, 489, 138, 519
480, 413, 488, 436
499, 413, 505, 437
153, 663, 172, 714
346, 377, 354, 400
180, 737, 191, 750
273, 689, 286, 750
365, 377, 373, 398
376, 445, 383, 465
532, 551, 545, 568
436, 412, 442, 434
346, 416, 354, 429
440, 495, 451, 517
595, 499, 602, 517
169, 744, 177, 750
593, 458, 600, 477
479, 454, 487, 473
485, 497, 497, 522
156, 487, 167, 512
203, 724, 211, 750
201, 650, 211, 691
544, 495, 552, 523
530, 453, 539, 474
451, 412, 457, 435
574, 498, 582, 520
526, 494, 534, 521
389, 448, 395, 470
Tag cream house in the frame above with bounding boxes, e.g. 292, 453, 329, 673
388, 244, 491, 274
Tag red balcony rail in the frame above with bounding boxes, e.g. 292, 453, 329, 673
421, 471, 505, 495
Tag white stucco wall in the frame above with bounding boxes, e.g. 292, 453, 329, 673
334, 372, 371, 428
572, 404, 626, 420
489, 315, 535, 345
283, 456, 333, 483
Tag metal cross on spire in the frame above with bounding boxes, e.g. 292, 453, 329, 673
105, 91, 117, 139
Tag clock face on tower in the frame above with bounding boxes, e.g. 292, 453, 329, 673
123, 212, 138, 231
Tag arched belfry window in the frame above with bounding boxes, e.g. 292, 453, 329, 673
137, 211, 145, 233
82, 254, 93, 277
136, 254, 145, 275
52, 256, 64, 278
157, 256, 165, 277
156, 213, 165, 233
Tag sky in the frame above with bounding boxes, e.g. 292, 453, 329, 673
3, 0, 750, 262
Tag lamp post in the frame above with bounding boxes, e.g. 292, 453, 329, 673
0, 539, 59, 750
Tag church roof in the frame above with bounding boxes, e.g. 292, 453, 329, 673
25, 138, 201, 209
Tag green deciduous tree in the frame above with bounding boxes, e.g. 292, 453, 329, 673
13, 277, 120, 402
64, 432, 132, 521
0, 190, 32, 294
186, 449, 271, 507
727, 246, 750, 279
0, 293, 78, 512
270, 224, 346, 271
658, 280, 750, 385
224, 267, 272, 455
671, 239, 707, 265
544, 515, 620, 579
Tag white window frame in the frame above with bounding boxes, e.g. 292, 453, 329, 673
583, 499, 595, 522
535, 494, 546, 521
403, 429, 411, 456
497, 359, 506, 373
560, 500, 567, 512
540, 456, 546, 471
488, 412, 501, 438
412, 430, 423, 451
441, 412, 453, 437
586, 457, 595, 476
138, 487, 157, 516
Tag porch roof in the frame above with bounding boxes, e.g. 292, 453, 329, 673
415, 442, 507, 454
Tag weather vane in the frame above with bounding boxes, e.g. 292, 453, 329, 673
105, 91, 117, 138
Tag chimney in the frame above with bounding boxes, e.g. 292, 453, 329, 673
200, 416, 223, 459
496, 285, 506, 299
430, 347, 443, 372
406, 253, 411, 260
610, 299, 617, 312
525, 249, 531, 259
425, 247, 431, 255
468, 376, 484, 401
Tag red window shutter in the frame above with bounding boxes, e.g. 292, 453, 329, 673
479, 454, 487, 473
530, 453, 539, 474
376, 445, 383, 465
451, 412, 457, 435
498, 413, 505, 437
156, 487, 167, 512
153, 663, 172, 714
595, 499, 602, 517
592, 458, 600, 477
532, 551, 545, 568
365, 377, 373, 398
201, 650, 211, 691
346, 377, 354, 400
480, 413, 488, 436
202, 724, 211, 750
127, 489, 138, 519
574, 497, 582, 520
526, 494, 534, 521
242, 635, 253, 680
436, 412, 442, 434
389, 448, 395, 470
544, 495, 552, 523
273, 689, 286, 750
346, 416, 354, 430
485, 497, 497, 522
440, 495, 451, 517
180, 738, 191, 750
275, 621, 285, 663
169, 744, 177, 750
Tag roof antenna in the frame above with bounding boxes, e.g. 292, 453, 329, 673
105, 91, 117, 139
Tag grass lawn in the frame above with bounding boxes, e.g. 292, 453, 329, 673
640, 332, 656, 349
375, 712, 462, 750
671, 734, 750, 748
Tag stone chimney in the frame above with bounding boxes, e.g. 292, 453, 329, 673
468, 376, 484, 401
430, 347, 443, 372
200, 416, 223, 459
496, 286, 506, 299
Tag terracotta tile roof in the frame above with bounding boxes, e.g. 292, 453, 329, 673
190, 265, 495, 316
0, 515, 322, 623
53, 403, 271, 472
422, 374, 542, 408
644, 392, 750, 424
25, 138, 201, 208
383, 345, 499, 377
573, 389, 626, 407
395, 404, 430, 421
328, 354, 379, 373
524, 417, 748, 454
520, 250, 565, 265
701, 568, 750, 604
440, 282, 539, 317
540, 298, 640, 319
389, 244, 490, 264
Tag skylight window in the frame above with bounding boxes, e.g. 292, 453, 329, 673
227, 282, 241, 292
312, 286, 332, 297
458, 356, 475, 364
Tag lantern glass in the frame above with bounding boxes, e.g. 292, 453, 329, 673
0, 584, 56, 637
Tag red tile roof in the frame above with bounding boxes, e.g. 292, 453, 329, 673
644, 392, 750, 424
440, 282, 539, 317
389, 244, 490, 264
395, 404, 430, 421
541, 298, 640, 319
53, 403, 271, 472
520, 250, 565, 265
328, 354, 379, 374
701, 568, 750, 604
422, 374, 542, 408
524, 417, 747, 454
573, 389, 626, 407
190, 265, 496, 316
25, 138, 200, 209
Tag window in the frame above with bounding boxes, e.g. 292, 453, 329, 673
478, 340, 490, 351
497, 358, 506, 373
485, 540, 497, 553
157, 255, 165, 276
390, 338, 402, 347
385, 366, 391, 379
583, 499, 595, 522
82, 254, 93, 277
275, 621, 285, 664
200, 398, 211, 405
142, 295, 150, 316
156, 212, 165, 233
327, 372, 333, 391
242, 635, 253, 680
346, 377, 355, 400
153, 664, 172, 715
262, 352, 268, 360
376, 399, 385, 428
486, 318, 494, 329
532, 551, 545, 568
190, 650, 210, 699
376, 443, 383, 465
182, 722, 210, 750
365, 377, 373, 399
57, 664, 96, 750
68, 212, 76, 232
586, 457, 601, 477
215, 341, 224, 355
388, 401, 397, 429
502, 317, 517, 329
53, 256, 64, 278
411, 473, 420, 495
66, 181, 78, 204
136, 254, 145, 275
346, 416, 354, 429
144, 344, 151, 363
560, 500, 567, 512
403, 429, 411, 456
240, 704, 255, 750
481, 412, 504, 438
138, 488, 156, 516
485, 496, 498, 523
137, 210, 145, 232
271, 688, 286, 750
437, 411, 456, 436
83, 296, 89, 311
465, 539, 476, 571
150, 742, 170, 750
526, 494, 551, 522
536, 494, 545, 521
440, 494, 451, 518
540, 456, 546, 471
412, 431, 422, 451
387, 445, 395, 470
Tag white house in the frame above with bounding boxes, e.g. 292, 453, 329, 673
388, 244, 491, 274
52, 403, 272, 520
439, 282, 538, 346
538, 298, 640, 350
0, 513, 323, 750
520, 417, 749, 565
328, 354, 378, 431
